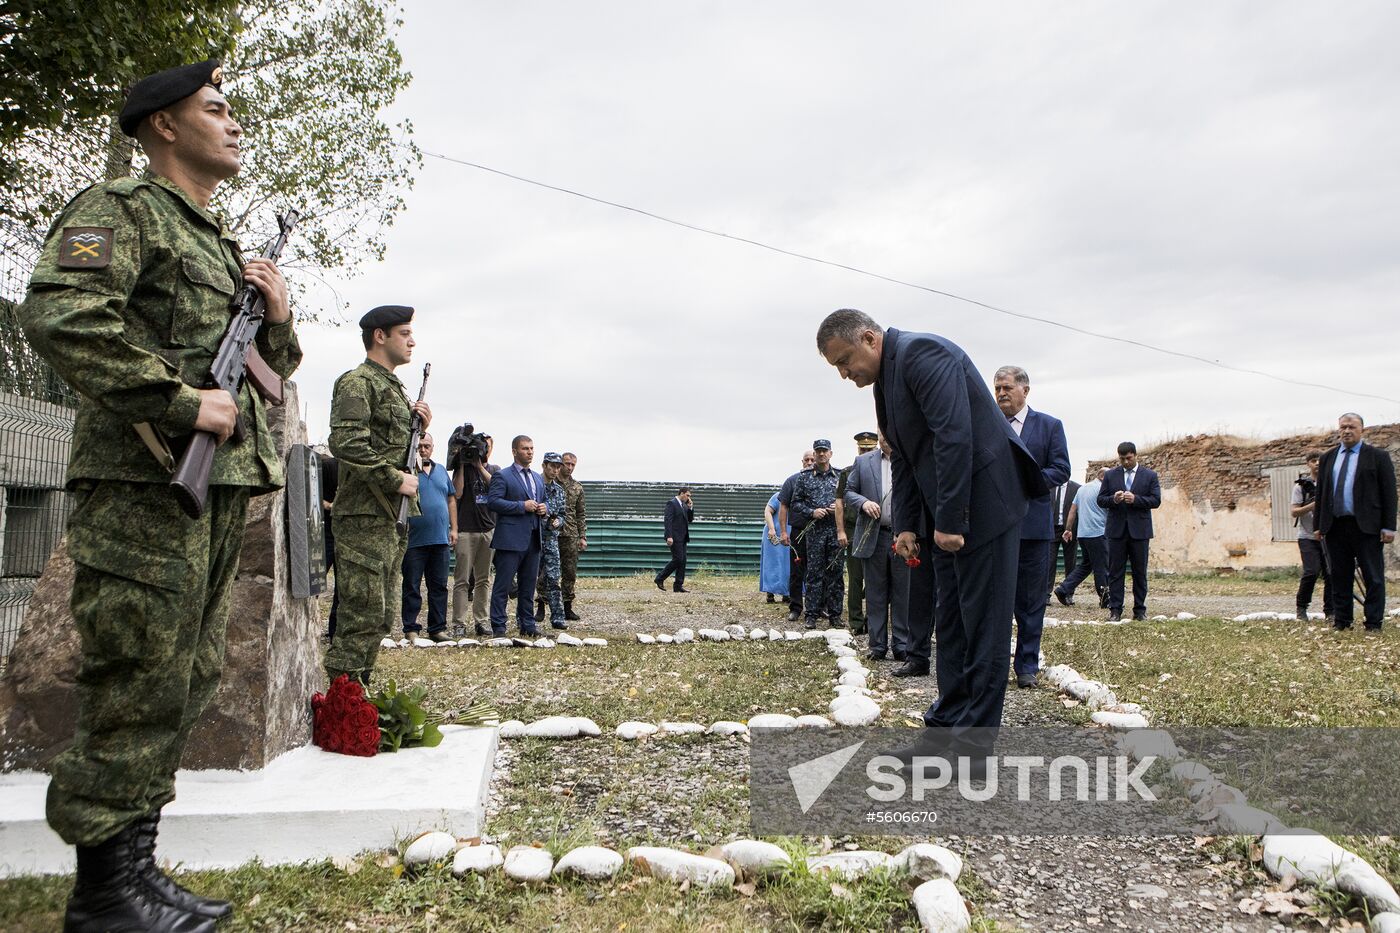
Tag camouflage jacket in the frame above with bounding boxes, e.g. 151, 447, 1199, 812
328, 359, 418, 520
560, 476, 587, 539
17, 171, 302, 491
789, 465, 842, 528
543, 481, 567, 541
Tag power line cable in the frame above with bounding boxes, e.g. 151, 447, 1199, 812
417, 146, 1400, 405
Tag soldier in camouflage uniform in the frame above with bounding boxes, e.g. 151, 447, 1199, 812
17, 61, 300, 932
537, 452, 569, 627
325, 305, 431, 686
789, 439, 846, 629
557, 452, 588, 620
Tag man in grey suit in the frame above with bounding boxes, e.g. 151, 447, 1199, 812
818, 309, 1044, 735
844, 432, 909, 662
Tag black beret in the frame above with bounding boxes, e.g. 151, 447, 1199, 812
359, 305, 415, 331
118, 60, 224, 137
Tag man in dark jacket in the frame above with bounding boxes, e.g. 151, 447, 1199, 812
655, 487, 695, 592
1314, 413, 1396, 630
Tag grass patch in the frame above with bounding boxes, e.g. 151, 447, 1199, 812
1041, 616, 1400, 728
375, 639, 836, 728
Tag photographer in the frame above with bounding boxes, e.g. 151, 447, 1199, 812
1291, 450, 1331, 621
450, 426, 500, 636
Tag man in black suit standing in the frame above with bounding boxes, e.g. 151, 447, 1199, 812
1315, 413, 1396, 631
817, 309, 1044, 734
1097, 441, 1161, 622
1049, 479, 1080, 594
655, 487, 695, 593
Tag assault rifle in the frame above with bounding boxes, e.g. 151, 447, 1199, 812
397, 363, 431, 533
168, 210, 300, 518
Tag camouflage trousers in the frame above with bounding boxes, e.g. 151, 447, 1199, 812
539, 535, 564, 622
323, 514, 407, 681
558, 535, 580, 603
47, 480, 250, 847
802, 522, 846, 622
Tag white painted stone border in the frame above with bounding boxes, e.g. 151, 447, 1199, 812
1041, 660, 1400, 926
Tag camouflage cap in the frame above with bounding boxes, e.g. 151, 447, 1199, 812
119, 60, 224, 136
542, 452, 564, 464
812, 438, 832, 450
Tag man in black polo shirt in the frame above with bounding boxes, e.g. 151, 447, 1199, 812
777, 449, 815, 623
452, 435, 501, 636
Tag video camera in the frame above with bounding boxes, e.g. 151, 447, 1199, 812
446, 422, 490, 471
1296, 473, 1317, 501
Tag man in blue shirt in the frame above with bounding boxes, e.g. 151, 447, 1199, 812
1054, 469, 1110, 608
401, 434, 457, 641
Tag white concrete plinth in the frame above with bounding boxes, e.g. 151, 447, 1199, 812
0, 724, 496, 876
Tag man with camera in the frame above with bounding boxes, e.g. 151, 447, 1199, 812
1291, 451, 1331, 621
450, 425, 499, 636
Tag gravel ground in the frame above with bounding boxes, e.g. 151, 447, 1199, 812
472, 576, 1377, 932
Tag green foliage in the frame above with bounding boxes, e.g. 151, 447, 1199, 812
370, 679, 443, 752
0, 0, 419, 316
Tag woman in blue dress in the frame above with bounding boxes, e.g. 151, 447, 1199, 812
759, 491, 790, 601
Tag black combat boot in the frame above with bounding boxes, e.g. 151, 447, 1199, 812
534, 598, 546, 623
64, 823, 217, 932
564, 601, 582, 622
133, 812, 232, 920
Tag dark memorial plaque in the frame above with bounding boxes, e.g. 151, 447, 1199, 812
286, 443, 326, 598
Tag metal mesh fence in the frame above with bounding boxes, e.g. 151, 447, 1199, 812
1, 217, 78, 666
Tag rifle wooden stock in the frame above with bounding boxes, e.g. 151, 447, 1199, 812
396, 362, 431, 534
168, 209, 299, 518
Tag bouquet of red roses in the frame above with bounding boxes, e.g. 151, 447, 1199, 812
311, 675, 381, 757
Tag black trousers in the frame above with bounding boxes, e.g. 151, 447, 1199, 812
656, 541, 688, 589
925, 525, 1019, 731
1058, 536, 1108, 605
1106, 536, 1150, 617
1324, 517, 1386, 628
905, 550, 935, 666
1296, 536, 1332, 616
1047, 527, 1077, 590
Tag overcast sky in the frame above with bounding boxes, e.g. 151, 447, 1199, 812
291, 1, 1400, 486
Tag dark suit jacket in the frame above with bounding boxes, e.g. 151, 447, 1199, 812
663, 497, 694, 542
1053, 480, 1080, 528
486, 463, 544, 552
874, 328, 1045, 552
1014, 408, 1071, 541
843, 448, 887, 559
1097, 466, 1161, 540
1316, 442, 1398, 536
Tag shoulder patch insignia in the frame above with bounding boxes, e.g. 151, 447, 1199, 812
57, 227, 114, 269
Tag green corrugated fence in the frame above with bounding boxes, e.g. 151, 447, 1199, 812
575, 480, 775, 576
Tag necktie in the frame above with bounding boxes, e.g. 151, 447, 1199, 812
522, 467, 533, 499
1336, 447, 1353, 512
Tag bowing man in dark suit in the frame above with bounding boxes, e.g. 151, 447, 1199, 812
655, 487, 695, 592
818, 309, 1046, 734
486, 434, 547, 636
1315, 413, 1396, 630
993, 366, 1071, 688
1097, 441, 1161, 622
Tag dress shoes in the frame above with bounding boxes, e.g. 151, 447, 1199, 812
787, 609, 801, 623
1054, 589, 1073, 607
473, 623, 489, 637
1107, 612, 1122, 623
519, 627, 541, 638
654, 578, 665, 591
428, 630, 454, 643
892, 660, 929, 678
766, 594, 776, 603
866, 650, 887, 661
893, 650, 907, 662
674, 586, 689, 593
827, 617, 846, 629
1016, 672, 1038, 689
1132, 612, 1147, 622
